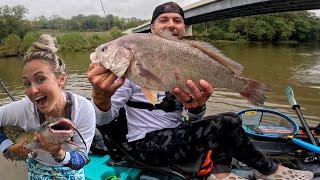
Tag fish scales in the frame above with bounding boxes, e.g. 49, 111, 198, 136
122, 34, 237, 91
91, 33, 270, 105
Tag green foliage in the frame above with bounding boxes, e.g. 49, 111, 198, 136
0, 5, 28, 41
293, 18, 311, 41
250, 20, 275, 41
194, 11, 320, 42
19, 32, 41, 54
57, 32, 91, 52
0, 34, 21, 57
1, 4, 320, 56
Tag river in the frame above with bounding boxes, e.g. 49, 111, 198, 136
0, 41, 319, 179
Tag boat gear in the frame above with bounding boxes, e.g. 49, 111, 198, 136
126, 91, 183, 112
285, 85, 319, 146
238, 108, 320, 154
0, 79, 16, 101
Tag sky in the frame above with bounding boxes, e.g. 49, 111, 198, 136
0, 0, 319, 20
0, 0, 198, 20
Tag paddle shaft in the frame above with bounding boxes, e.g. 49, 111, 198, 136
292, 105, 318, 146
0, 80, 16, 101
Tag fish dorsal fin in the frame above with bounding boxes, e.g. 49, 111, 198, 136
141, 87, 158, 105
186, 40, 244, 75
154, 29, 179, 41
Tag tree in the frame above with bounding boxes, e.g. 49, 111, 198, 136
293, 18, 311, 41
0, 5, 28, 41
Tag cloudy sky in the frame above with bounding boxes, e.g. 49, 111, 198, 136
1, 0, 319, 20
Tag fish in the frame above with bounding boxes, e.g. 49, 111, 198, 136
1, 117, 77, 161
90, 31, 270, 105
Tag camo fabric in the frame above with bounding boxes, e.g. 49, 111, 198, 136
129, 112, 277, 175
26, 157, 85, 180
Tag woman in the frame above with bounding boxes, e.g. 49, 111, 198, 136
0, 34, 95, 179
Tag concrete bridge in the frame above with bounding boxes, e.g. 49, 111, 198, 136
127, 0, 320, 34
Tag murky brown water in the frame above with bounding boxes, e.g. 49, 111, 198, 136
0, 42, 319, 179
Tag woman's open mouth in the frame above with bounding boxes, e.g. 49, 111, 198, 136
35, 96, 47, 107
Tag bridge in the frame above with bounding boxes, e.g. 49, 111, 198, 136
127, 0, 320, 34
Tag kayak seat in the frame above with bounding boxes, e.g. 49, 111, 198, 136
93, 108, 210, 179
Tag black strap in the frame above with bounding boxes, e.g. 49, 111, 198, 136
126, 92, 182, 112
38, 91, 72, 124
126, 101, 163, 111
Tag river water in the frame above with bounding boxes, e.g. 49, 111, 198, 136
0, 41, 319, 179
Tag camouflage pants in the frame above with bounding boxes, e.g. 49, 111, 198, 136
129, 112, 277, 175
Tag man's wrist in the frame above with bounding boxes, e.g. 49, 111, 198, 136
188, 104, 206, 115
92, 91, 112, 112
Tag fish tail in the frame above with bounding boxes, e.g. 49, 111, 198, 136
239, 78, 271, 105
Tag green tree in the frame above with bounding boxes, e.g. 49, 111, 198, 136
0, 5, 28, 41
293, 18, 311, 41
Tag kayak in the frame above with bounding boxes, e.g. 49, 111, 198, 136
84, 108, 320, 180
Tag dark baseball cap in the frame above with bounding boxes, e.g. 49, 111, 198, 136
151, 2, 184, 24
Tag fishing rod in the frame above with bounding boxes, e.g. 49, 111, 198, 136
0, 79, 16, 101
98, 0, 110, 29
285, 85, 318, 146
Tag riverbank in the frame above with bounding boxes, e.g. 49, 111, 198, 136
0, 28, 123, 58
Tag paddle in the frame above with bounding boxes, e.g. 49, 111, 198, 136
0, 79, 16, 101
285, 85, 319, 149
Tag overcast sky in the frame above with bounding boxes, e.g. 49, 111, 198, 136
1, 0, 319, 20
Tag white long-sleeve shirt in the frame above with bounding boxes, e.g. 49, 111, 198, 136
0, 91, 96, 166
94, 80, 205, 142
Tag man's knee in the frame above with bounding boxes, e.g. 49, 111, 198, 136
204, 112, 242, 125
221, 112, 242, 125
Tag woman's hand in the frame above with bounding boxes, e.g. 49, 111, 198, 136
172, 79, 213, 110
36, 133, 64, 159
87, 63, 125, 111
4, 140, 32, 160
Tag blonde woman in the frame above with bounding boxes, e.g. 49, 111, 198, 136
0, 34, 95, 179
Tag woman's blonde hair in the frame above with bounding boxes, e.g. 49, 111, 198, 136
23, 34, 66, 76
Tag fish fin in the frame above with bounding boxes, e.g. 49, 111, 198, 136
186, 40, 244, 75
141, 87, 158, 105
155, 29, 179, 40
239, 77, 271, 105
24, 140, 41, 150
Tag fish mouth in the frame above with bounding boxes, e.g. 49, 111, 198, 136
48, 118, 74, 134
90, 52, 100, 64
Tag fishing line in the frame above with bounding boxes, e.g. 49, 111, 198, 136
0, 79, 16, 101
74, 128, 87, 151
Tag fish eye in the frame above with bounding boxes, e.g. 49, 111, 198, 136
101, 45, 108, 52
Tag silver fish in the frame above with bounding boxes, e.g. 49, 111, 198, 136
90, 32, 270, 105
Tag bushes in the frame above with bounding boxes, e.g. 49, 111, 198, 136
19, 32, 41, 53
0, 30, 124, 57
58, 32, 91, 52
0, 34, 21, 57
